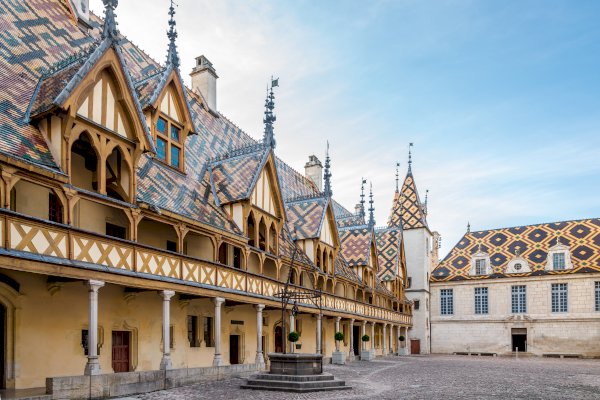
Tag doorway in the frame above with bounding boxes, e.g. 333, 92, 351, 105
512, 328, 527, 352
229, 335, 240, 364
411, 339, 421, 355
274, 325, 283, 353
112, 331, 130, 373
353, 325, 360, 356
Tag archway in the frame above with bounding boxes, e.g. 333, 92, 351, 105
71, 132, 99, 192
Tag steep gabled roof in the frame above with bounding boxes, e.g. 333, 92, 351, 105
389, 170, 428, 230
285, 197, 328, 240
339, 226, 373, 267
335, 255, 362, 285
433, 218, 600, 282
375, 227, 402, 281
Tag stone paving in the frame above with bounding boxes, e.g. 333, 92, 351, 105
120, 355, 600, 400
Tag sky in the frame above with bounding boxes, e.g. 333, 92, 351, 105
89, 0, 600, 257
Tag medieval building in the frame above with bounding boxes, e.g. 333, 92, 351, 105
0, 0, 418, 397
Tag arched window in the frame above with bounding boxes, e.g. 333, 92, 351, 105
105, 146, 130, 202
269, 223, 277, 254
258, 219, 267, 251
71, 132, 99, 192
247, 213, 256, 247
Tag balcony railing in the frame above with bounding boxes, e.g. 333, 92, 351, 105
0, 209, 412, 326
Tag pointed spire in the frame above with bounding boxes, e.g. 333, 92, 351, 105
101, 0, 119, 41
368, 182, 375, 228
407, 142, 414, 173
467, 222, 471, 233
424, 189, 429, 215
395, 162, 400, 192
263, 77, 278, 149
359, 178, 366, 218
166, 0, 180, 67
323, 141, 332, 197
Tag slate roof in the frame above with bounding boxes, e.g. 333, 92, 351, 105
389, 170, 428, 230
339, 226, 373, 267
284, 197, 328, 240
432, 218, 600, 282
375, 227, 403, 281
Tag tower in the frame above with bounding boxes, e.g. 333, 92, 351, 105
388, 144, 433, 354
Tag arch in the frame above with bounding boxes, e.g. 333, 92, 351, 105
0, 281, 20, 389
356, 288, 364, 302
315, 245, 322, 270
316, 275, 326, 292
247, 213, 256, 247
9, 180, 65, 223
263, 258, 277, 280
70, 131, 100, 192
258, 218, 267, 251
268, 223, 277, 254
290, 268, 298, 285
334, 282, 345, 297
137, 218, 178, 251
322, 248, 328, 274
325, 279, 334, 294
300, 271, 314, 289
105, 146, 131, 202
328, 252, 334, 275
183, 231, 215, 262
247, 252, 261, 274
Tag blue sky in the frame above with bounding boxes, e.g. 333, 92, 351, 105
90, 0, 600, 256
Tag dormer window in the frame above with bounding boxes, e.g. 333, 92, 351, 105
475, 259, 487, 275
470, 245, 491, 276
553, 253, 566, 270
545, 238, 573, 271
155, 116, 183, 169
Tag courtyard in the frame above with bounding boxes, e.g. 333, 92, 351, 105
117, 355, 600, 400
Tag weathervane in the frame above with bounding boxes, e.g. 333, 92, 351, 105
166, 0, 180, 67
263, 77, 278, 149
323, 141, 332, 197
395, 162, 400, 192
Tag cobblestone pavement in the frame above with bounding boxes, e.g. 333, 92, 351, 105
121, 355, 600, 400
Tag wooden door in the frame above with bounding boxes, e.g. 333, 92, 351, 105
410, 339, 420, 355
274, 326, 283, 353
112, 331, 130, 373
229, 335, 240, 364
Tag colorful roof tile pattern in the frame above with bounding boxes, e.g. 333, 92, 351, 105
388, 171, 428, 230
432, 218, 600, 282
284, 197, 328, 240
375, 227, 402, 281
339, 226, 373, 267
335, 256, 362, 285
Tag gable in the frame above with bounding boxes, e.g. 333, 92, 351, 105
251, 166, 278, 216
159, 85, 183, 123
320, 213, 335, 246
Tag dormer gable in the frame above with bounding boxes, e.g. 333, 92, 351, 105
250, 154, 285, 219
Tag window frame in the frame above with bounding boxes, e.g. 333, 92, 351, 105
511, 285, 527, 314
552, 252, 566, 270
474, 287, 488, 315
595, 282, 600, 312
440, 288, 454, 315
155, 114, 184, 171
551, 283, 568, 313
475, 258, 487, 275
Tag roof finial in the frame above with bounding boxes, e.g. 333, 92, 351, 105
424, 189, 429, 215
467, 221, 471, 233
556, 236, 562, 246
408, 142, 413, 173
359, 178, 366, 218
166, 0, 180, 67
395, 162, 400, 192
101, 0, 119, 41
263, 77, 278, 149
323, 141, 332, 197
368, 182, 375, 228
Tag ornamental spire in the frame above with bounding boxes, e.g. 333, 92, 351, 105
323, 141, 332, 197
263, 77, 278, 149
368, 182, 375, 228
101, 0, 119, 41
408, 142, 413, 173
424, 189, 429, 215
395, 162, 400, 192
359, 178, 366, 219
467, 222, 471, 233
166, 0, 180, 67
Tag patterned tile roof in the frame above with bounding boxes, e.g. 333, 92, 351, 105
432, 218, 600, 282
278, 226, 313, 265
375, 227, 402, 281
335, 255, 362, 285
275, 157, 320, 201
339, 226, 373, 267
284, 197, 328, 240
388, 170, 428, 230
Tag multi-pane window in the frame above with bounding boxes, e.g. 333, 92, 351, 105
475, 259, 487, 275
203, 316, 214, 347
155, 116, 183, 170
187, 316, 200, 347
553, 253, 566, 270
474, 287, 488, 314
48, 192, 63, 223
551, 283, 568, 313
414, 300, 420, 310
511, 285, 527, 313
595, 282, 600, 312
440, 289, 454, 315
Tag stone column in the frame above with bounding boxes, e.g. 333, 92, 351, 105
361, 321, 367, 352
84, 280, 104, 375
316, 313, 322, 354
159, 290, 175, 370
255, 304, 265, 366
371, 322, 375, 352
289, 311, 296, 353
334, 316, 341, 351
382, 323, 388, 355
212, 297, 225, 366
349, 318, 355, 359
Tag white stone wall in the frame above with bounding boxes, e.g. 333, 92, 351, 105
430, 273, 600, 356
404, 228, 433, 354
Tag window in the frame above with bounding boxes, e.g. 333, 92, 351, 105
514, 263, 522, 271
440, 289, 453, 315
553, 253, 566, 270
106, 222, 126, 239
203, 316, 214, 347
595, 282, 600, 312
474, 287, 488, 314
511, 285, 527, 313
155, 116, 183, 170
48, 192, 63, 223
475, 259, 487, 275
407, 277, 412, 288
551, 283, 568, 313
187, 316, 199, 347
166, 240, 177, 252
414, 300, 420, 310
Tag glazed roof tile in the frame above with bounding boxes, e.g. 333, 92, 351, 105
433, 218, 600, 282
389, 171, 428, 230
375, 227, 402, 281
284, 197, 328, 240
339, 226, 372, 267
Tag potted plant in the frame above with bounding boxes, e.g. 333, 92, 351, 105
360, 334, 374, 360
288, 331, 299, 353
398, 335, 406, 355
334, 331, 344, 351
332, 331, 346, 364
362, 334, 370, 343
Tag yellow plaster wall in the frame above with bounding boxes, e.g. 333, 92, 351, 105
12, 180, 51, 220
74, 199, 129, 237
137, 219, 178, 250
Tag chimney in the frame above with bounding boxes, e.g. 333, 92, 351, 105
304, 155, 323, 191
190, 55, 218, 111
